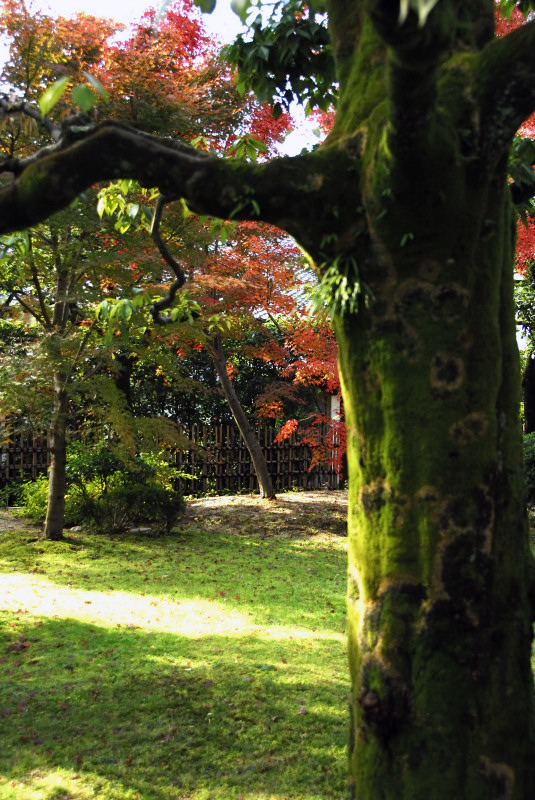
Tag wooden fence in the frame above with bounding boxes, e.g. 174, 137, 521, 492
0, 424, 343, 496
0, 431, 49, 486
172, 424, 343, 495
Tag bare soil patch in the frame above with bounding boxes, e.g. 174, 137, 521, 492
182, 489, 348, 538
0, 489, 348, 537
0, 508, 36, 532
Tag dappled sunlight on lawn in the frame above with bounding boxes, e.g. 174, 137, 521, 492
2, 573, 253, 635
0, 497, 349, 800
2, 573, 345, 643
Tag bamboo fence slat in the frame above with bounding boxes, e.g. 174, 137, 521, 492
0, 424, 343, 496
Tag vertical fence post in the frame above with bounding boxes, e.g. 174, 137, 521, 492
0, 423, 344, 495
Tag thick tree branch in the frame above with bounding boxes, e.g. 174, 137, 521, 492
366, 2, 452, 161
475, 18, 535, 156
0, 120, 358, 258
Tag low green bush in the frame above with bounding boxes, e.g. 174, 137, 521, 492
18, 444, 185, 533
0, 480, 26, 507
82, 483, 185, 533
17, 475, 52, 522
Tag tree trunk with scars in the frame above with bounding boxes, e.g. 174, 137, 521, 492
2, 1, 535, 795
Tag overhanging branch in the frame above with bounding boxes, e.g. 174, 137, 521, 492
475, 18, 535, 154
0, 119, 347, 242
0, 119, 359, 260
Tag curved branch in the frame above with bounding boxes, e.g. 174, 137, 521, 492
0, 119, 358, 258
475, 18, 535, 155
149, 194, 187, 326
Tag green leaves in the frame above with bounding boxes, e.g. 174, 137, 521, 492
230, 0, 250, 23
83, 72, 109, 103
308, 256, 372, 319
96, 294, 150, 325
38, 76, 70, 116
72, 85, 95, 113
0, 231, 31, 259
193, 0, 216, 12
207, 313, 232, 334
223, 0, 336, 114
498, 0, 535, 17
96, 181, 156, 233
227, 134, 267, 162
398, 0, 441, 27
38, 72, 109, 117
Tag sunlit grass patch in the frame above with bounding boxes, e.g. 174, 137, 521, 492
0, 493, 349, 800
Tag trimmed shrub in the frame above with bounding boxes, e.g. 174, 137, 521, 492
18, 444, 185, 533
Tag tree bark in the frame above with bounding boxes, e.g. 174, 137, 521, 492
210, 337, 275, 499
42, 242, 73, 541
523, 351, 535, 433
2, 2, 535, 796
43, 370, 68, 540
336, 186, 535, 799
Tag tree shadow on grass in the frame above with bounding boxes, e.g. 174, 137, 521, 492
0, 616, 349, 800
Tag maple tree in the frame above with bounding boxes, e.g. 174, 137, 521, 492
0, 0, 260, 533
98, 192, 336, 497
3, 0, 535, 796
0, 202, 117, 539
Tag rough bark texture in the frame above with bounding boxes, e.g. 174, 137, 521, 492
1, 1, 535, 796
210, 337, 276, 499
336, 187, 535, 797
43, 370, 68, 540
42, 250, 74, 540
523, 351, 535, 433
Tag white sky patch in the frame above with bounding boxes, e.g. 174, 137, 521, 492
35, 0, 244, 41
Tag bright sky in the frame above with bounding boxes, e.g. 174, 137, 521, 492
14, 0, 314, 154
37, 0, 244, 43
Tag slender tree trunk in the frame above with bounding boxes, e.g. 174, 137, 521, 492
336, 180, 535, 799
42, 246, 73, 541
43, 370, 69, 540
523, 351, 535, 433
210, 336, 275, 499
113, 351, 135, 409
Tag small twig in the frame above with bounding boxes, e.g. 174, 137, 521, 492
0, 94, 62, 141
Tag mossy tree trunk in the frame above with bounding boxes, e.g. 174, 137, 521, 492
336, 178, 535, 799
2, 1, 535, 795
325, 5, 535, 797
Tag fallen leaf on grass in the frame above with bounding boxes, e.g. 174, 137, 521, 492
7, 636, 30, 653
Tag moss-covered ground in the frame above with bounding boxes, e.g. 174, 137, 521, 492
0, 491, 349, 800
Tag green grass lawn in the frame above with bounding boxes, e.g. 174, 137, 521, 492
0, 492, 349, 800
